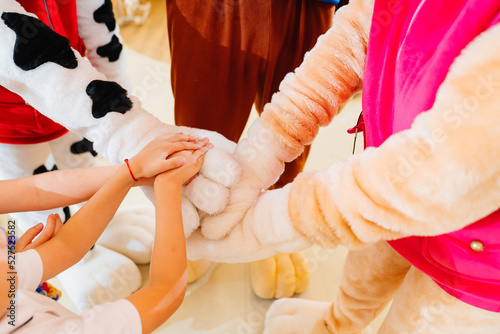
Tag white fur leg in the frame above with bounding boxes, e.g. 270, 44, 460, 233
57, 245, 141, 312
264, 299, 332, 334
96, 205, 155, 264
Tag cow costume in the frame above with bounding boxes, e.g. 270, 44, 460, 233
0, 0, 240, 311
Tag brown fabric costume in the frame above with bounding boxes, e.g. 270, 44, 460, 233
166, 0, 336, 188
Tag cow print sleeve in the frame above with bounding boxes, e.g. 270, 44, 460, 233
0, 0, 175, 164
76, 0, 131, 90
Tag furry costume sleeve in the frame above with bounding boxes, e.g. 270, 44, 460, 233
76, 0, 131, 90
188, 10, 500, 262
200, 0, 373, 239
0, 0, 240, 235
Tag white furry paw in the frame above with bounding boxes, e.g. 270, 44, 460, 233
183, 174, 229, 215
57, 245, 141, 312
178, 126, 241, 215
97, 205, 155, 264
264, 299, 332, 334
200, 178, 262, 240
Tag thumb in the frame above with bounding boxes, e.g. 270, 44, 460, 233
15, 223, 43, 252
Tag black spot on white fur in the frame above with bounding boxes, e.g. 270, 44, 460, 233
94, 0, 116, 32
86, 80, 132, 119
70, 138, 98, 157
97, 35, 123, 62
33, 164, 57, 175
1, 13, 77, 71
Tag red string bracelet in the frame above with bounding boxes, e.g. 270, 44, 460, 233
124, 159, 138, 181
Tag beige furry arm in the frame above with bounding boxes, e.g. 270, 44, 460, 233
200, 0, 374, 240
259, 0, 373, 160
289, 23, 500, 249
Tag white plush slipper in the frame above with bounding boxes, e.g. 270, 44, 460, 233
97, 205, 155, 264
264, 298, 372, 334
57, 244, 142, 312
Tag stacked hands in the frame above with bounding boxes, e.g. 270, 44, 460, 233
14, 127, 297, 264
14, 133, 215, 253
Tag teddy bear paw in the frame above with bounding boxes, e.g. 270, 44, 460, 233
264, 298, 332, 334
250, 252, 310, 299
56, 244, 141, 312
97, 205, 155, 264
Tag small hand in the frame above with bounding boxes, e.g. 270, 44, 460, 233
15, 213, 63, 253
155, 142, 212, 187
128, 133, 211, 180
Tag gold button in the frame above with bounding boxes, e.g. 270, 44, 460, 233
470, 240, 484, 252
25, 102, 30, 106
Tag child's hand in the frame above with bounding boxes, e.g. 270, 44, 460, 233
15, 213, 63, 253
155, 143, 212, 187
127, 133, 211, 180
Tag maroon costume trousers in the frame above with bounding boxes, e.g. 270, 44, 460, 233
167, 0, 335, 188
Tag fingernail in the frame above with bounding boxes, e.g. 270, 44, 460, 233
178, 157, 186, 164
36, 223, 43, 229
208, 143, 214, 149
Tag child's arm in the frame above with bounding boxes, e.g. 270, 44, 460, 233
0, 165, 127, 214
32, 134, 208, 283
0, 134, 201, 215
126, 146, 209, 334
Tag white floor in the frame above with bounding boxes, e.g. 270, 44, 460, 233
64, 47, 388, 333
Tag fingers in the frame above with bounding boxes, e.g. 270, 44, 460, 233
14, 213, 63, 252
52, 213, 63, 235
15, 223, 43, 252
162, 133, 200, 143
27, 214, 59, 249
160, 156, 187, 171
165, 139, 210, 157
191, 145, 211, 163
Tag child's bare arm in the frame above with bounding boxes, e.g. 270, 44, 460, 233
31, 134, 207, 283
126, 145, 210, 334
34, 164, 136, 282
0, 134, 203, 215
0, 165, 122, 214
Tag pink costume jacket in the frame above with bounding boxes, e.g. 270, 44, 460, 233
364, 0, 500, 311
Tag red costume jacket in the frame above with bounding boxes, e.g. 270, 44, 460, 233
0, 0, 85, 144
